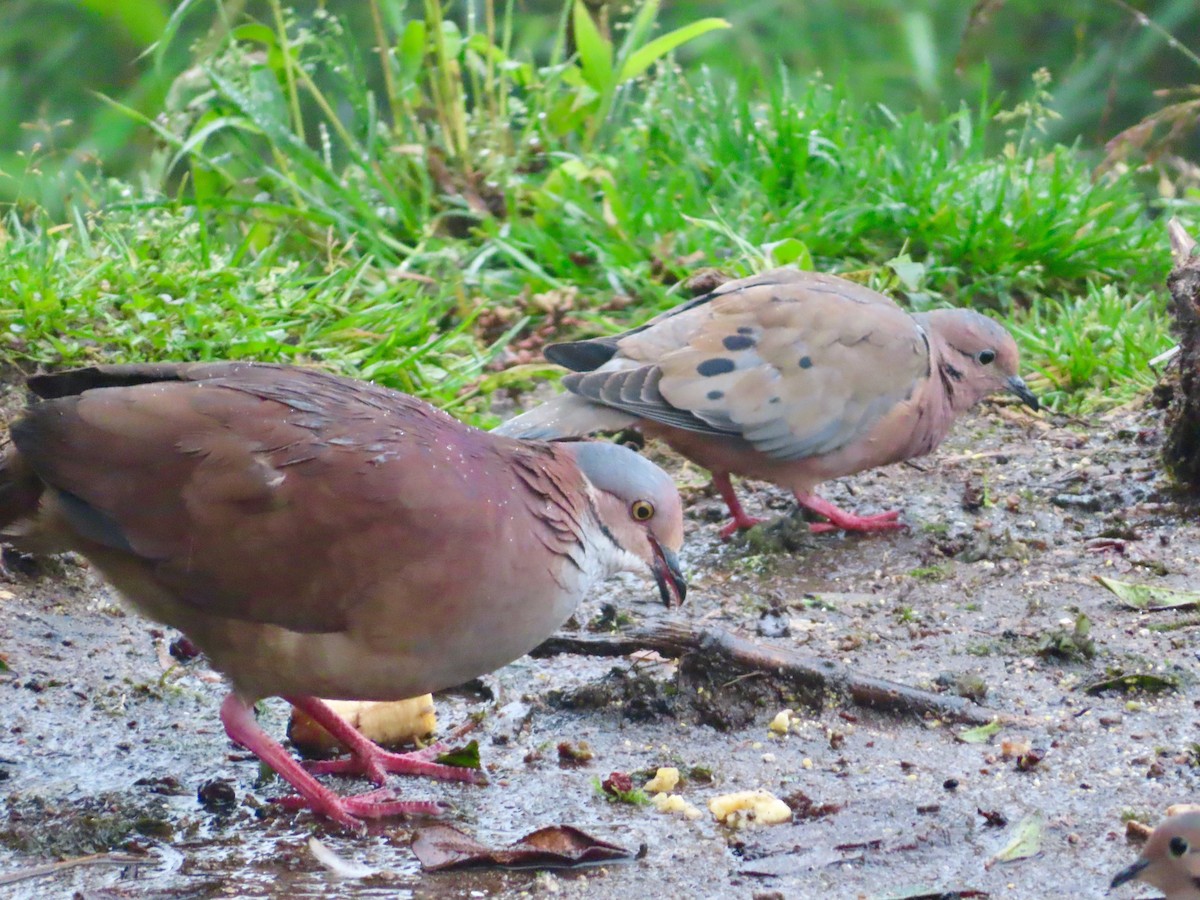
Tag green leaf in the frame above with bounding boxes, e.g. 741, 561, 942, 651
887, 254, 927, 292
397, 20, 427, 81
1081, 672, 1179, 695
150, 0, 202, 71
1094, 576, 1200, 611
616, 0, 661, 68
231, 23, 278, 48
899, 11, 938, 97
466, 32, 514, 66
435, 740, 481, 770
618, 18, 731, 83
78, 0, 168, 46
987, 812, 1043, 866
573, 0, 614, 93
592, 775, 650, 806
874, 889, 988, 900
763, 237, 812, 269
439, 20, 463, 62
957, 719, 1002, 744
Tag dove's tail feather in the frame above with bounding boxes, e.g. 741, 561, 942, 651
493, 393, 637, 440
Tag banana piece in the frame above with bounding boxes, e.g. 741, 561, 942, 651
287, 696, 437, 757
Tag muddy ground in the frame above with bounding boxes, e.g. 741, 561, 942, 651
0, 395, 1197, 899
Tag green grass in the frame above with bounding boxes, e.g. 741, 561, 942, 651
0, 205, 514, 413
0, 0, 1196, 423
1012, 283, 1176, 411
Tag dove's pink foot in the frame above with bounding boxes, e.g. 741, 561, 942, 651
286, 696, 483, 787
713, 473, 767, 540
795, 492, 905, 533
220, 693, 446, 832
272, 786, 443, 821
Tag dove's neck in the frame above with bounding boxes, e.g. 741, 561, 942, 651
899, 329, 967, 459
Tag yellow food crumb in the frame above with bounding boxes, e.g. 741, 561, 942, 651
768, 709, 794, 735
643, 767, 680, 793
707, 790, 792, 827
652, 792, 701, 819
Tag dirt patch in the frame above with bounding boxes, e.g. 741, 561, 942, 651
1, 399, 1198, 898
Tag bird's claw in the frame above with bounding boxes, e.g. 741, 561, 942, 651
271, 787, 447, 829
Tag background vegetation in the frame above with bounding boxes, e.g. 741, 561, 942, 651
1, 0, 1198, 419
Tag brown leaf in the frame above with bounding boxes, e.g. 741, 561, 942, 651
411, 824, 635, 871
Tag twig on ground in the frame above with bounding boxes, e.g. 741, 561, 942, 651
532, 617, 1001, 725
0, 852, 147, 887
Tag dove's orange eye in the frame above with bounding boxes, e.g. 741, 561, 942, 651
1170, 836, 1189, 857
631, 500, 654, 521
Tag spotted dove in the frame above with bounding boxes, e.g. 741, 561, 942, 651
496, 268, 1038, 538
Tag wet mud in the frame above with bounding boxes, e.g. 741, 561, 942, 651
1, 398, 1197, 898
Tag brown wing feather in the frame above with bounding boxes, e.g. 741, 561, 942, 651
554, 271, 930, 460
13, 365, 554, 634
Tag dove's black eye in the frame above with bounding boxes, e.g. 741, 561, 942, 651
977, 349, 996, 365
631, 500, 654, 521
1170, 836, 1189, 857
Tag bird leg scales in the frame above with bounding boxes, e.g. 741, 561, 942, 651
219, 693, 445, 831
794, 492, 905, 533
712, 472, 766, 539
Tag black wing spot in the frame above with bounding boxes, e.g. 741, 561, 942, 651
737, 326, 754, 335
799, 356, 813, 369
722, 334, 755, 351
545, 340, 618, 372
697, 358, 736, 377
707, 389, 724, 401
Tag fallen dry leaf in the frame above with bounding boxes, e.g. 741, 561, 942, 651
1094, 575, 1200, 611
957, 720, 1002, 744
985, 812, 1043, 868
411, 824, 635, 871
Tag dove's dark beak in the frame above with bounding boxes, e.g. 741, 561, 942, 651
1007, 375, 1039, 411
1110, 856, 1149, 888
649, 537, 687, 607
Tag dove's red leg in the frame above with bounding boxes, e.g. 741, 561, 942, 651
713, 472, 767, 539
219, 693, 443, 831
794, 492, 905, 533
285, 696, 483, 786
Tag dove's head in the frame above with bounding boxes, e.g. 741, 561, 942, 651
917, 308, 1038, 413
561, 439, 686, 607
1112, 813, 1200, 898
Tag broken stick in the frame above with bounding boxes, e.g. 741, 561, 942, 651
532, 617, 1000, 726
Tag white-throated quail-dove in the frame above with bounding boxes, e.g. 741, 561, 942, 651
1112, 813, 1200, 899
0, 362, 686, 830
495, 268, 1038, 538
